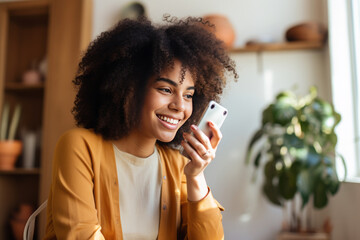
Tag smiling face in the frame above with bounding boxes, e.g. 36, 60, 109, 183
136, 60, 195, 143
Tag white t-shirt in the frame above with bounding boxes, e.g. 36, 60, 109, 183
113, 145, 162, 240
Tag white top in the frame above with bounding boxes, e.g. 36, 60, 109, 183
113, 145, 161, 240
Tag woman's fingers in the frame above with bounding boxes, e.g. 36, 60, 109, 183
182, 122, 223, 177
181, 139, 211, 176
207, 121, 223, 148
189, 125, 212, 149
189, 121, 222, 150
182, 122, 222, 160
182, 132, 211, 160
181, 139, 209, 162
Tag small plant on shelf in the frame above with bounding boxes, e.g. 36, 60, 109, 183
0, 102, 21, 141
245, 87, 345, 234
0, 102, 22, 170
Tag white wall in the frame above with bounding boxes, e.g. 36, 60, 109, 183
93, 1, 329, 239
329, 183, 360, 240
93, 0, 327, 47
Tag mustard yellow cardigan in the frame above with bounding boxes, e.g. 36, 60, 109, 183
44, 128, 224, 239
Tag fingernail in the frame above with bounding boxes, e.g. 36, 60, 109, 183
191, 125, 197, 130
208, 121, 214, 127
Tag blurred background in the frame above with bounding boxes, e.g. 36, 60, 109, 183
0, 0, 359, 239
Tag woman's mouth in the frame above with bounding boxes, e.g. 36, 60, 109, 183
157, 114, 180, 128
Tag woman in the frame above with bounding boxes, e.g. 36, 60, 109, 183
44, 16, 237, 239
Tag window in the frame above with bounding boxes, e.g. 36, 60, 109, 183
328, 0, 360, 180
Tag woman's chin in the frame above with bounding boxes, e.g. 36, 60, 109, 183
157, 133, 177, 143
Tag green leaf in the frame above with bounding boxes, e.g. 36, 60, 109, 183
263, 182, 282, 206
8, 104, 21, 140
0, 103, 10, 140
279, 170, 297, 200
309, 86, 318, 100
254, 151, 262, 167
319, 100, 333, 116
327, 132, 337, 148
322, 116, 336, 134
326, 166, 340, 195
262, 104, 274, 125
289, 147, 308, 161
313, 180, 328, 209
334, 112, 341, 125
245, 129, 264, 164
306, 146, 321, 167
284, 134, 304, 149
336, 152, 347, 181
264, 160, 277, 179
290, 160, 303, 175
297, 170, 313, 208
272, 102, 297, 126
276, 91, 297, 102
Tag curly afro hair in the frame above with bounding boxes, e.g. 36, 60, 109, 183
72, 15, 238, 148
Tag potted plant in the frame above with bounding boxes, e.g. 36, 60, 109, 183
0, 102, 22, 170
245, 87, 345, 240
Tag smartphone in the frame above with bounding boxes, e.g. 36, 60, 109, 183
179, 100, 228, 157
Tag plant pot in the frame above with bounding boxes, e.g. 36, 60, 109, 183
285, 22, 327, 43
10, 204, 33, 240
277, 232, 330, 240
201, 14, 236, 49
0, 140, 22, 170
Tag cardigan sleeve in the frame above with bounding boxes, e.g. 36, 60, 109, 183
180, 174, 225, 240
48, 130, 105, 239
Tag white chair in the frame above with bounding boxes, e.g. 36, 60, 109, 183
23, 200, 48, 240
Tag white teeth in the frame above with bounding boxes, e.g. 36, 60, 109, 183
159, 115, 179, 125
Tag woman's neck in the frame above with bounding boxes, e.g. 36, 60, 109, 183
112, 131, 157, 158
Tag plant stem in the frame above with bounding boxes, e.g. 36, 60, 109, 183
8, 104, 21, 140
0, 103, 9, 140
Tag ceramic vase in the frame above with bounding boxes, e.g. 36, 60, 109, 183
0, 140, 22, 170
10, 204, 33, 240
201, 14, 236, 49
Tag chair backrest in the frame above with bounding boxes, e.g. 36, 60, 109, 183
23, 200, 48, 240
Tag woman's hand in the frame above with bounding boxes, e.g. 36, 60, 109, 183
181, 121, 223, 201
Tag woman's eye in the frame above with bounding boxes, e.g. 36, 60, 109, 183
184, 94, 193, 99
158, 88, 171, 94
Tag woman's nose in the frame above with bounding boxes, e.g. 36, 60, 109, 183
169, 95, 185, 112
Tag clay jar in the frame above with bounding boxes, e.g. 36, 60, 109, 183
10, 204, 33, 240
201, 14, 236, 49
0, 140, 22, 170
286, 22, 327, 42
22, 69, 42, 85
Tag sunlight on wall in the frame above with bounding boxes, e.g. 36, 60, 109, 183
264, 69, 274, 102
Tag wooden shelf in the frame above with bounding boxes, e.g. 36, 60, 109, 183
0, 1, 93, 238
5, 82, 44, 91
230, 41, 325, 53
0, 168, 40, 175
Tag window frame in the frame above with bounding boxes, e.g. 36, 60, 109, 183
328, 0, 360, 180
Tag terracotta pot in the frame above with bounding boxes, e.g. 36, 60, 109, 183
22, 69, 42, 85
201, 14, 236, 49
10, 204, 33, 240
285, 22, 327, 42
0, 140, 22, 170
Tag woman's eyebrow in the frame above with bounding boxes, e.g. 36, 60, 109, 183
156, 77, 195, 90
156, 77, 178, 86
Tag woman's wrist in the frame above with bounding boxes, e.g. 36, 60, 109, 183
186, 172, 208, 201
